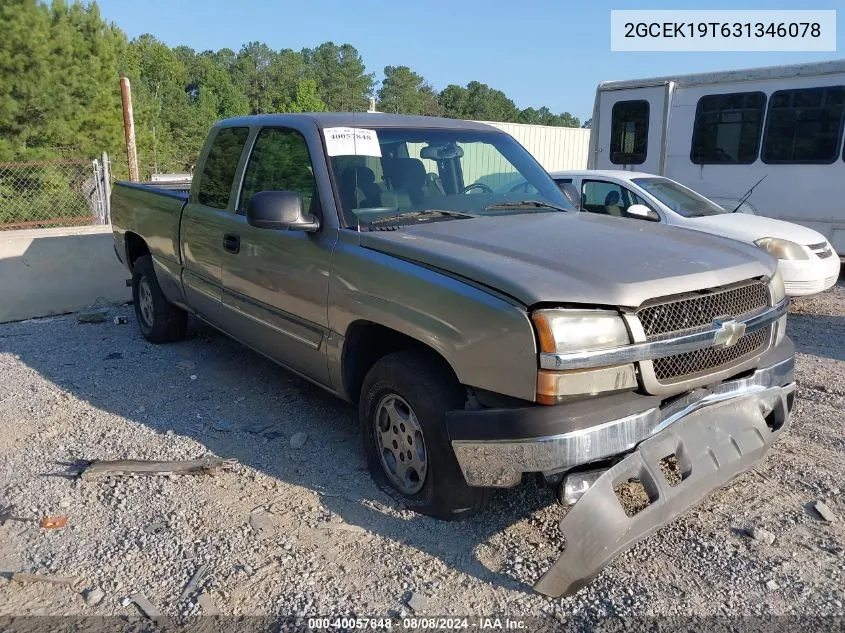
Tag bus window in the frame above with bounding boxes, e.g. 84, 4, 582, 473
762, 86, 845, 164
610, 100, 649, 165
690, 92, 766, 164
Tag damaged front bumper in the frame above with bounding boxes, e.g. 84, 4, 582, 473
446, 341, 795, 597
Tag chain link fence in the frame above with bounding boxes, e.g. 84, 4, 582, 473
0, 157, 110, 231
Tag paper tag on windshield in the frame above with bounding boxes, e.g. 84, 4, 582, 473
323, 127, 382, 157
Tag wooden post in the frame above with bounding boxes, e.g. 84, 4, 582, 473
119, 77, 139, 182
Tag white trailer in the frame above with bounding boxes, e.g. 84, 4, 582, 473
588, 60, 845, 256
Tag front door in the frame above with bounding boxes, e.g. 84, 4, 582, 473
594, 85, 669, 174
219, 126, 336, 385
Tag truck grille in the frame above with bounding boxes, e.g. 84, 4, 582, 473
652, 327, 769, 382
637, 281, 770, 383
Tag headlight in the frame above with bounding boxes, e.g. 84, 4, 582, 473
768, 270, 787, 345
769, 269, 786, 305
531, 310, 631, 354
755, 237, 808, 260
532, 310, 635, 404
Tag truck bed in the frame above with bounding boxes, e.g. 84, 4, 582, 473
111, 181, 189, 268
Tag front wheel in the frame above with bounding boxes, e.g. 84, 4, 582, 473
132, 254, 187, 343
359, 350, 490, 520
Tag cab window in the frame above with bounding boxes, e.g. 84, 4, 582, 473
196, 127, 250, 209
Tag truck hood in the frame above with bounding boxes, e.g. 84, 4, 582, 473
359, 212, 775, 308
683, 213, 827, 247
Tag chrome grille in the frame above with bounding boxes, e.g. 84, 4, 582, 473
638, 282, 768, 338
653, 327, 769, 382
638, 281, 770, 384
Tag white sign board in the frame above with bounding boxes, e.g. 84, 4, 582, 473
323, 127, 382, 157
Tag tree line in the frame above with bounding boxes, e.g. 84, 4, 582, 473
0, 0, 586, 177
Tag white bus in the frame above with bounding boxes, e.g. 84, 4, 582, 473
588, 59, 845, 257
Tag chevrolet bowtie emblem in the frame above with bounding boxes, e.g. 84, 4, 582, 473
713, 318, 746, 348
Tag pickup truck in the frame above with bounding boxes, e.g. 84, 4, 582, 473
111, 113, 795, 597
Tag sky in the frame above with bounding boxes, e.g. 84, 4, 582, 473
94, 0, 843, 122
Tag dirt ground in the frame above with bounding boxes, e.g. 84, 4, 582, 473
0, 275, 843, 626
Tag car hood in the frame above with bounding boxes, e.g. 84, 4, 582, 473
359, 212, 775, 308
683, 213, 826, 247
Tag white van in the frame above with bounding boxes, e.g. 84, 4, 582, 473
588, 60, 845, 258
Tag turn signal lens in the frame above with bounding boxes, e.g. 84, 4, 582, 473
769, 269, 786, 305
537, 365, 636, 404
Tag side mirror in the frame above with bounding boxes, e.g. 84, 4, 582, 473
246, 191, 320, 232
624, 204, 661, 222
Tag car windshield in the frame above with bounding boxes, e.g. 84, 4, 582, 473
631, 177, 727, 218
326, 126, 574, 227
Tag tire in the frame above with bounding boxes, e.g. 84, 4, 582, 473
359, 350, 491, 520
132, 254, 188, 343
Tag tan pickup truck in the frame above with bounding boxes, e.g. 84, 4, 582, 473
111, 113, 795, 597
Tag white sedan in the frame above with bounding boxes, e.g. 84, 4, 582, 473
550, 170, 841, 297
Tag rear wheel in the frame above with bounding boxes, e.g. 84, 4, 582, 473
359, 350, 490, 520
132, 254, 187, 343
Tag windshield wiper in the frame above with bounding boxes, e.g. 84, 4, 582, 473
484, 200, 571, 213
367, 210, 474, 225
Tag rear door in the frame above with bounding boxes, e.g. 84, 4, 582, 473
181, 126, 251, 324
594, 85, 669, 174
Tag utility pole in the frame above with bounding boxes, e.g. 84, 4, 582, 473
119, 77, 139, 182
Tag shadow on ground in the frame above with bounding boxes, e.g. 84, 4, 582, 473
0, 312, 559, 595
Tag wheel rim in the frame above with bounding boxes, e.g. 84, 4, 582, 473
374, 394, 427, 494
138, 277, 154, 327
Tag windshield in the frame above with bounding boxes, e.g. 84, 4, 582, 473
326, 126, 574, 227
631, 177, 727, 218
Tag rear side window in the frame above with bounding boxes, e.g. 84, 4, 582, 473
197, 127, 250, 209
762, 86, 845, 164
238, 128, 319, 214
691, 92, 766, 164
610, 100, 649, 165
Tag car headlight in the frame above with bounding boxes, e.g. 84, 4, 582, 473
769, 269, 786, 305
532, 310, 635, 404
754, 237, 808, 260
768, 270, 788, 345
532, 310, 631, 354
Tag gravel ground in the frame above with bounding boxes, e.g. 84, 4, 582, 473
0, 274, 843, 625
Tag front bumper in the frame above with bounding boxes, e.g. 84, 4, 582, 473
534, 373, 793, 597
780, 255, 840, 296
448, 341, 795, 488
447, 343, 795, 598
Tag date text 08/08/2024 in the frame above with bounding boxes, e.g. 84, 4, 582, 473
307, 617, 528, 630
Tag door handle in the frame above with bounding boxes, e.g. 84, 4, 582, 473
223, 233, 240, 254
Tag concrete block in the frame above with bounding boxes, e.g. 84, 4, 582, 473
0, 226, 130, 323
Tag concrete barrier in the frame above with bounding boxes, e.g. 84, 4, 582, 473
0, 226, 130, 323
